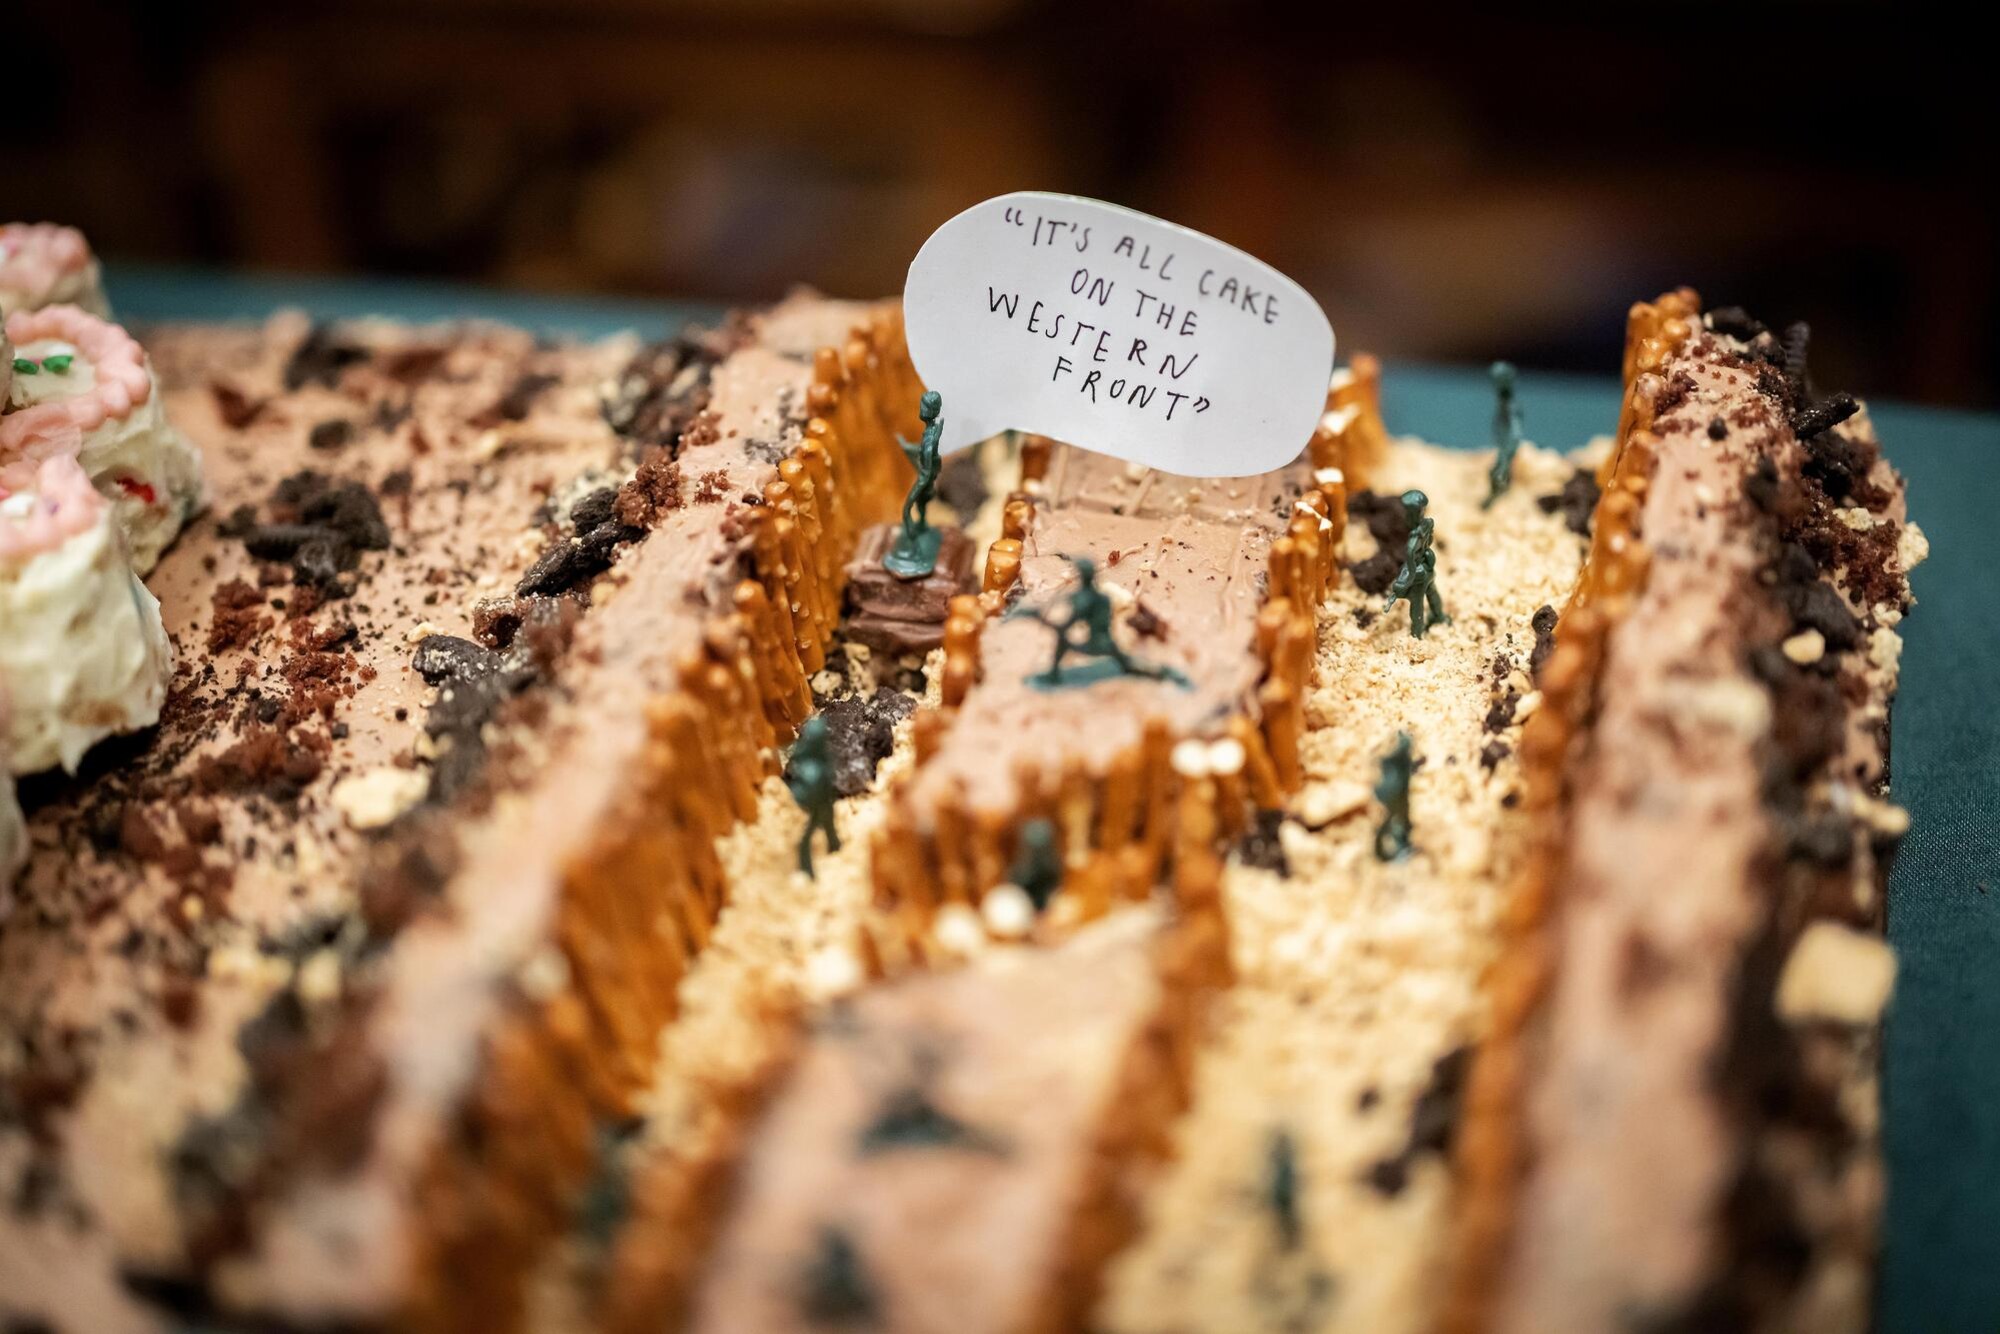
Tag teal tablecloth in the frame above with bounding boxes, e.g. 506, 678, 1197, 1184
108, 266, 2000, 1333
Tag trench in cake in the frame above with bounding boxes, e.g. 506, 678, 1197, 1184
1451, 297, 1919, 1334
587, 381, 1368, 1329
558, 447, 1019, 1332
1095, 439, 1590, 1334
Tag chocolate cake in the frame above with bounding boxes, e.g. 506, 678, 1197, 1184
1, 238, 1925, 1334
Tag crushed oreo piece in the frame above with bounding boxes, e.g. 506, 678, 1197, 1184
1707, 306, 1768, 342
231, 471, 391, 595
282, 324, 368, 392
307, 419, 353, 452
937, 447, 989, 518
1529, 605, 1559, 678
797, 1226, 878, 1326
1536, 467, 1601, 537
412, 635, 537, 802
476, 371, 559, 426
858, 1084, 1007, 1157
813, 688, 917, 799
1361, 1045, 1471, 1198
1791, 392, 1858, 441
602, 333, 721, 454
514, 488, 645, 598
1781, 321, 1812, 392
1233, 807, 1290, 876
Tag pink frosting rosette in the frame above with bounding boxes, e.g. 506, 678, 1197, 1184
0, 223, 106, 316
0, 446, 104, 564
0, 306, 154, 464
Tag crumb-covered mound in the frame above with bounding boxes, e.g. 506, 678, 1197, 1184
0, 294, 916, 1333
0, 310, 639, 1332
1101, 439, 1588, 1334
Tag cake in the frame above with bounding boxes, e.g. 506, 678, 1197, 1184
0, 233, 1924, 1334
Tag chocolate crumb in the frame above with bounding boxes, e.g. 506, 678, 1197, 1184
1233, 808, 1290, 876
307, 420, 354, 452
613, 451, 684, 529
206, 579, 271, 655
797, 1226, 878, 1326
1536, 467, 1601, 537
209, 381, 266, 430
1529, 605, 1559, 678
282, 324, 368, 392
1709, 416, 1729, 441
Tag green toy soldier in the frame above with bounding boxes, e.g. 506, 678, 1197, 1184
1006, 817, 1063, 910
1385, 490, 1448, 638
1373, 731, 1415, 862
1483, 361, 1524, 508
786, 717, 840, 877
886, 390, 946, 578
1007, 554, 1190, 691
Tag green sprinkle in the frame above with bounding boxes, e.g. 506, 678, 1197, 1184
41, 354, 72, 374
11, 357, 38, 375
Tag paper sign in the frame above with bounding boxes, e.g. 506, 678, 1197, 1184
903, 191, 1334, 478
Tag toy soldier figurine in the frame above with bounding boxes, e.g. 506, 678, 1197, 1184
1006, 817, 1063, 910
786, 717, 840, 877
1385, 490, 1448, 638
1008, 554, 1190, 691
1373, 731, 1415, 861
1484, 361, 1524, 508
886, 390, 946, 578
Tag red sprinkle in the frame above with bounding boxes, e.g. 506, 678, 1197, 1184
117, 477, 158, 506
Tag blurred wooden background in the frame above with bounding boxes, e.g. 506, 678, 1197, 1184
10, 1, 1993, 405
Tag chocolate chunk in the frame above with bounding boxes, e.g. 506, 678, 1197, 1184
1708, 416, 1729, 441
815, 688, 917, 799
1536, 467, 1601, 537
282, 323, 368, 391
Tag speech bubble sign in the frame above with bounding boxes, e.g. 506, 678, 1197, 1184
903, 191, 1334, 478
